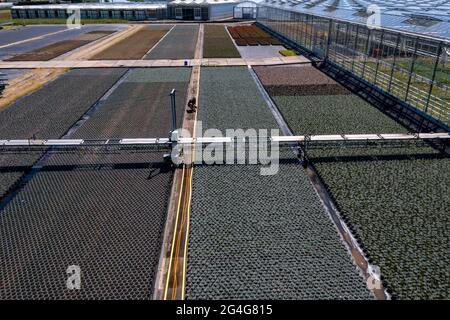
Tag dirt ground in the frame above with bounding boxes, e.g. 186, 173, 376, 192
90, 27, 170, 60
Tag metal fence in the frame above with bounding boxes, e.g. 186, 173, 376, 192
256, 6, 450, 128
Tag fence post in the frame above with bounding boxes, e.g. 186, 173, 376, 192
169, 89, 177, 135
424, 42, 442, 115
324, 19, 332, 61
405, 37, 419, 103
387, 33, 401, 93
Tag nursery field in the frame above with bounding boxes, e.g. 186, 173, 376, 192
0, 67, 188, 299
256, 65, 450, 299
0, 68, 125, 198
145, 25, 198, 60
308, 145, 450, 299
0, 150, 173, 299
203, 25, 240, 58
73, 68, 191, 139
255, 65, 405, 134
6, 31, 114, 61
90, 26, 171, 60
198, 67, 277, 132
186, 67, 371, 299
0, 21, 448, 300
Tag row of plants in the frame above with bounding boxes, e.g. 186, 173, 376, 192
227, 25, 281, 46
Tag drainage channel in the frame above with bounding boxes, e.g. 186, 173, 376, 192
0, 68, 131, 212
249, 65, 389, 300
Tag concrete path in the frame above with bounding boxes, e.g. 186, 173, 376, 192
0, 56, 310, 68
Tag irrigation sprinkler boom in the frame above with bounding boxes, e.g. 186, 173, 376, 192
0, 132, 448, 148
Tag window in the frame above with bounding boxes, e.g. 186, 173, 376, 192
194, 7, 202, 20
175, 8, 182, 19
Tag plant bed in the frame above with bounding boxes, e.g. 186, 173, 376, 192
0, 160, 173, 299
254, 65, 340, 86
186, 161, 372, 299
187, 66, 371, 299
145, 25, 198, 60
6, 39, 90, 61
91, 27, 169, 60
203, 25, 240, 58
234, 38, 248, 46
227, 25, 278, 46
259, 64, 450, 299
198, 67, 278, 131
268, 38, 282, 45
265, 84, 351, 96
246, 37, 259, 46
74, 68, 191, 139
273, 94, 404, 135
308, 144, 450, 299
0, 25, 67, 47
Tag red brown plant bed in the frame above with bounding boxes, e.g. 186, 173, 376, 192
227, 25, 280, 47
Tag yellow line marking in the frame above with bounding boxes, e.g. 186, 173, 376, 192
181, 66, 201, 299
163, 164, 185, 300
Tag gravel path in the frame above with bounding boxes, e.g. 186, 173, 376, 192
145, 25, 199, 60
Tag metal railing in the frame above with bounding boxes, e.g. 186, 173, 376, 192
256, 6, 450, 128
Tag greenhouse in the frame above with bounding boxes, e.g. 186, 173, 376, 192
255, 2, 450, 129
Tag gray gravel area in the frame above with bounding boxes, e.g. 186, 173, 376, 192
145, 25, 198, 60
236, 45, 284, 59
